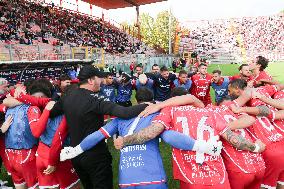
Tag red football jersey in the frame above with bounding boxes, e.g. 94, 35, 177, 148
254, 71, 272, 81
273, 90, 284, 100
190, 73, 212, 105
250, 116, 284, 145
271, 90, 284, 135
230, 75, 253, 82
246, 85, 283, 144
153, 105, 228, 185
248, 85, 278, 107
212, 105, 265, 173
252, 71, 272, 86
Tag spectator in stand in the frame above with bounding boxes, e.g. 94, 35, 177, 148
190, 63, 212, 106
152, 66, 176, 102
173, 70, 192, 91
151, 64, 160, 75
99, 73, 116, 102
211, 70, 230, 104
250, 56, 273, 87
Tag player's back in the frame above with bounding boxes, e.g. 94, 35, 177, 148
161, 105, 228, 185
246, 85, 284, 145
210, 104, 265, 174
116, 113, 166, 187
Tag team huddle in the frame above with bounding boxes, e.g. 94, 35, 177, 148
1, 55, 284, 189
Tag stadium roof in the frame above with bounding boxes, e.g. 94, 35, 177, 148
83, 0, 166, 10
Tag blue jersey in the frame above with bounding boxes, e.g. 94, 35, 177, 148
116, 114, 167, 187
5, 105, 38, 149
173, 79, 192, 91
135, 78, 154, 94
153, 73, 176, 101
100, 84, 116, 102
40, 115, 70, 147
211, 77, 230, 103
116, 82, 132, 103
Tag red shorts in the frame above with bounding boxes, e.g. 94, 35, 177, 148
180, 179, 231, 189
37, 143, 80, 189
261, 141, 284, 188
227, 169, 265, 189
0, 137, 11, 174
277, 172, 284, 186
5, 146, 38, 188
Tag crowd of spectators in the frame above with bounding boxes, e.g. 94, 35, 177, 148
180, 14, 284, 60
0, 0, 154, 55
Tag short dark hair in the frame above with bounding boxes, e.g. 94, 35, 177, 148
238, 64, 249, 71
171, 87, 188, 97
160, 66, 168, 72
23, 78, 35, 89
212, 70, 221, 75
29, 79, 53, 93
135, 87, 153, 103
152, 64, 159, 69
198, 63, 207, 68
59, 74, 71, 81
229, 79, 247, 90
256, 56, 269, 71
135, 64, 143, 69
105, 72, 113, 78
179, 70, 187, 76
28, 79, 52, 98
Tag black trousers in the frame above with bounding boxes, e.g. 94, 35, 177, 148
72, 155, 113, 189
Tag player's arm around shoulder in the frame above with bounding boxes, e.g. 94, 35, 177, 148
114, 122, 165, 149
221, 128, 265, 153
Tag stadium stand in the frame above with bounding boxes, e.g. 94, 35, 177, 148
178, 14, 284, 63
0, 0, 155, 61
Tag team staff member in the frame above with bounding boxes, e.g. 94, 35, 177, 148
49, 65, 148, 189
211, 70, 230, 104
152, 66, 176, 101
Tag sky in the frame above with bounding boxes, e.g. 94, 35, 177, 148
103, 0, 284, 23
47, 0, 284, 24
